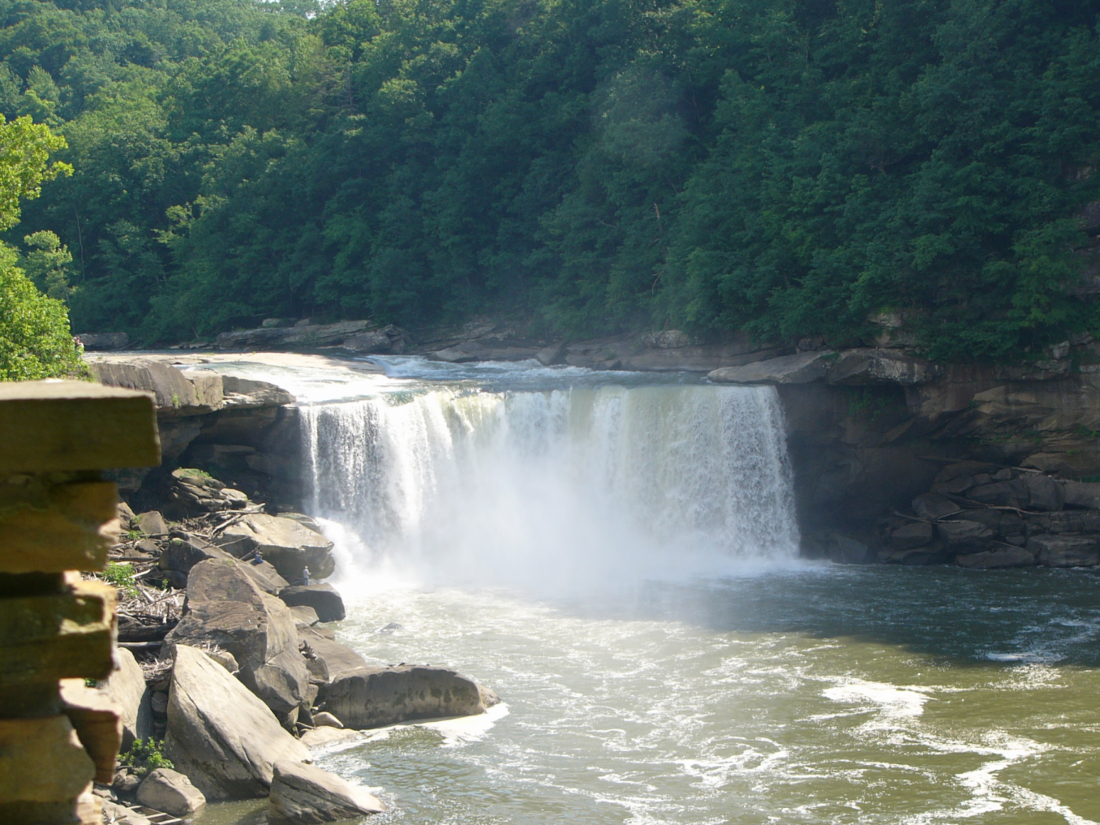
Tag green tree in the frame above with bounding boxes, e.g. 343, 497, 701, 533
0, 113, 82, 381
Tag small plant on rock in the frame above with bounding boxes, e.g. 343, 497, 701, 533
118, 738, 174, 777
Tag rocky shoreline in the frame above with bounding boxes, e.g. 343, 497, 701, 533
94, 467, 498, 823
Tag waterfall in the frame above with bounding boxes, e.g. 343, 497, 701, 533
299, 382, 799, 587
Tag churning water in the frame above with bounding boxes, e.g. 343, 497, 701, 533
194, 357, 1100, 825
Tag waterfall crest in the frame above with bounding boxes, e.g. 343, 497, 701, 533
300, 383, 799, 585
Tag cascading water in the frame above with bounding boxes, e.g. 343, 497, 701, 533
299, 382, 799, 589
192, 358, 1100, 825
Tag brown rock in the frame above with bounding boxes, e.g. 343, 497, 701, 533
268, 760, 384, 823
59, 679, 122, 784
0, 715, 96, 802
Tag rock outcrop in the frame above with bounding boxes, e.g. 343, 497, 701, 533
163, 645, 309, 800
268, 760, 384, 823
165, 560, 310, 723
319, 665, 498, 730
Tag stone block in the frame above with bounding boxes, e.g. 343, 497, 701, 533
0, 715, 96, 802
0, 579, 116, 685
0, 381, 159, 473
0, 480, 119, 573
60, 679, 123, 784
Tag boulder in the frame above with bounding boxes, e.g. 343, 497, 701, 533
956, 546, 1037, 569
1032, 510, 1100, 533
290, 605, 321, 628
1023, 473, 1064, 511
966, 480, 1030, 509
215, 320, 372, 351
827, 349, 937, 385
299, 631, 369, 683
279, 584, 345, 623
707, 351, 834, 385
216, 514, 336, 580
933, 462, 1002, 484
170, 469, 250, 514
163, 645, 309, 800
312, 712, 343, 729
888, 521, 934, 550
912, 493, 961, 521
90, 359, 205, 413
955, 508, 1026, 537
165, 560, 309, 722
268, 760, 384, 823
319, 665, 498, 730
935, 519, 996, 549
536, 342, 567, 366
1062, 480, 1100, 509
134, 511, 167, 537
1029, 535, 1100, 568
101, 799, 151, 825
136, 768, 206, 817
105, 648, 153, 751
160, 533, 288, 594
342, 324, 409, 354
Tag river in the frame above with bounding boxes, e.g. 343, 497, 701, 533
193, 356, 1100, 825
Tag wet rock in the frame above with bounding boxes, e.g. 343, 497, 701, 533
279, 584, 345, 623
320, 665, 498, 730
136, 768, 206, 816
1029, 535, 1100, 567
268, 759, 384, 823
878, 543, 947, 565
955, 509, 1025, 537
300, 727, 366, 750
1023, 473, 1064, 511
163, 645, 309, 800
536, 342, 567, 366
888, 521, 934, 550
1062, 480, 1100, 509
967, 480, 1030, 509
955, 546, 1037, 569
912, 493, 961, 521
936, 519, 996, 549
1031, 510, 1100, 533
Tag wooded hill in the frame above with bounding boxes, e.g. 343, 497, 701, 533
6, 0, 1100, 360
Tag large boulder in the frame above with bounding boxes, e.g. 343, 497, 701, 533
216, 514, 335, 581
160, 533, 288, 594
319, 665, 499, 730
165, 560, 309, 723
105, 648, 153, 751
136, 768, 206, 816
888, 521, 934, 550
827, 349, 937, 385
170, 469, 251, 514
935, 519, 996, 549
707, 351, 834, 385
268, 760, 384, 823
966, 479, 1030, 509
163, 645, 309, 800
279, 584, 345, 623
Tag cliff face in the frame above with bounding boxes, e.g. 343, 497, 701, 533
713, 350, 1100, 564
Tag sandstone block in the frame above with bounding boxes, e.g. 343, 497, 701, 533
216, 513, 335, 580
107, 648, 154, 750
888, 521, 933, 550
60, 679, 123, 784
912, 493, 961, 521
0, 579, 115, 684
0, 480, 119, 573
967, 479, 1030, 509
708, 351, 834, 384
1029, 535, 1100, 567
936, 519, 996, 549
0, 381, 159, 473
1063, 480, 1100, 509
0, 715, 96, 802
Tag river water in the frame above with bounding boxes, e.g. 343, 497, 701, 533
193, 357, 1100, 825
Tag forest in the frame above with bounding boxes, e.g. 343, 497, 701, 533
4, 0, 1100, 361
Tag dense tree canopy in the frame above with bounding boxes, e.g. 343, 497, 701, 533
6, 0, 1100, 360
0, 113, 83, 381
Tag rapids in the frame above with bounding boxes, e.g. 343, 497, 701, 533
192, 357, 1100, 825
